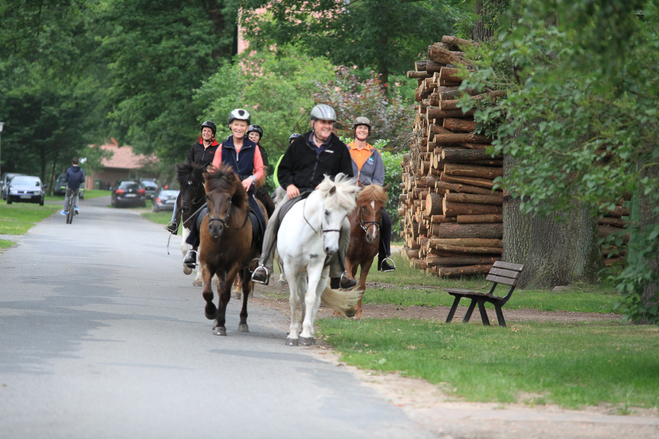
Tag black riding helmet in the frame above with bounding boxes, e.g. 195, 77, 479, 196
200, 120, 217, 135
247, 124, 264, 138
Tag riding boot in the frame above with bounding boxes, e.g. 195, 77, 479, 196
184, 248, 197, 268
378, 209, 395, 271
166, 194, 182, 234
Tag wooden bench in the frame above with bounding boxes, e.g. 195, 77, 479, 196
444, 261, 524, 327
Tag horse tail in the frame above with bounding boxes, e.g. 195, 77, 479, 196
320, 287, 364, 314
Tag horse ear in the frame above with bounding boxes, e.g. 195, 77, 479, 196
383, 183, 390, 192
329, 186, 336, 195
357, 181, 364, 188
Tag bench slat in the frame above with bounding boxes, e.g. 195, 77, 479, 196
445, 288, 478, 295
493, 261, 524, 271
485, 274, 517, 286
489, 267, 521, 279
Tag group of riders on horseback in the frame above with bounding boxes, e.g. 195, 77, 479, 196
165, 103, 396, 290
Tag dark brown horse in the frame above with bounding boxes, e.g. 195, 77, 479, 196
342, 184, 389, 319
199, 164, 267, 336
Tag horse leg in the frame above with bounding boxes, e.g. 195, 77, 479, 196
334, 258, 359, 317
355, 259, 374, 319
276, 253, 287, 286
201, 264, 218, 320
214, 266, 238, 336
232, 276, 242, 300
284, 261, 301, 346
299, 262, 323, 345
192, 251, 203, 286
181, 227, 193, 275
238, 269, 251, 333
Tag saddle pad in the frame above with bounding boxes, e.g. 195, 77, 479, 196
248, 210, 264, 251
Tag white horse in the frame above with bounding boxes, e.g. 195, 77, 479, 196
277, 174, 363, 346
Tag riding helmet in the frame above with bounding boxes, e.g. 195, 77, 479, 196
310, 104, 337, 122
200, 120, 217, 135
352, 116, 372, 130
247, 124, 264, 138
289, 133, 303, 143
228, 108, 251, 125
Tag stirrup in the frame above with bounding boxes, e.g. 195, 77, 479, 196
380, 257, 396, 272
165, 221, 179, 234
251, 265, 270, 285
339, 272, 357, 289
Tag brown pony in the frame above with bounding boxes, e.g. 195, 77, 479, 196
342, 184, 389, 319
199, 164, 267, 336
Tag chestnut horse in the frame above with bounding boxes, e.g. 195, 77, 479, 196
343, 184, 389, 319
199, 164, 267, 336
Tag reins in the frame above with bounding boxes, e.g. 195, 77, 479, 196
207, 196, 249, 230
302, 198, 341, 237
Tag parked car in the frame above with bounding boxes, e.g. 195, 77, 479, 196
152, 187, 180, 212
52, 173, 85, 199
6, 175, 46, 205
140, 178, 158, 200
1, 173, 25, 200
111, 180, 146, 208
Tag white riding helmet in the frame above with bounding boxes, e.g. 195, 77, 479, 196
228, 108, 251, 125
310, 104, 337, 122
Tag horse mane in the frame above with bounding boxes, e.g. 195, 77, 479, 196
176, 162, 206, 187
204, 164, 247, 208
358, 184, 388, 205
317, 173, 359, 211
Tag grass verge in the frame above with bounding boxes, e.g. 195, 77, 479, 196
141, 204, 181, 234
317, 318, 659, 412
357, 253, 620, 314
45, 189, 111, 202
0, 202, 60, 234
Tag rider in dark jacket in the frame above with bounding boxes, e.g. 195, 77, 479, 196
166, 121, 220, 234
251, 104, 357, 290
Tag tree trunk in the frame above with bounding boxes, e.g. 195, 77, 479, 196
503, 157, 603, 289
636, 159, 659, 323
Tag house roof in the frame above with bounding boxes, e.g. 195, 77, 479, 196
97, 139, 158, 170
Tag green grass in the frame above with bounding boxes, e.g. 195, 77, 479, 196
45, 189, 111, 202
0, 202, 60, 234
141, 202, 180, 234
359, 253, 620, 314
317, 318, 659, 411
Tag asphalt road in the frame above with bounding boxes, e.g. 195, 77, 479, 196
0, 196, 433, 439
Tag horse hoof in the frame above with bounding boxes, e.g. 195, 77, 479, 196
299, 336, 315, 346
277, 279, 287, 287
183, 266, 192, 275
193, 279, 203, 287
345, 308, 356, 318
205, 306, 218, 320
238, 324, 249, 333
285, 338, 298, 346
213, 326, 227, 336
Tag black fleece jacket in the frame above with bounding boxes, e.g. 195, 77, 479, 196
277, 131, 353, 191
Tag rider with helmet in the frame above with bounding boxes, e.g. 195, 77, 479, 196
347, 116, 395, 272
251, 104, 357, 290
166, 120, 220, 234
246, 124, 275, 217
181, 109, 267, 267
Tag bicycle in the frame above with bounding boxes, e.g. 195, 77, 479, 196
65, 188, 78, 224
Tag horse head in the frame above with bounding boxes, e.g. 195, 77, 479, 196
176, 162, 206, 216
316, 173, 360, 255
203, 165, 247, 240
356, 183, 389, 244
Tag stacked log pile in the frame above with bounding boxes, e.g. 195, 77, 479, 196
399, 36, 505, 277
599, 198, 630, 266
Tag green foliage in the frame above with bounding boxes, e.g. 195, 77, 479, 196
195, 46, 335, 158
95, 0, 239, 160
459, 0, 659, 323
241, 0, 472, 83
0, 0, 102, 180
315, 68, 413, 149
318, 319, 659, 410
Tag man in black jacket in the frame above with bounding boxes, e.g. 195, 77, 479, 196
251, 104, 357, 289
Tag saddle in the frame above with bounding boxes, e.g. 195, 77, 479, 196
248, 207, 265, 252
278, 190, 312, 220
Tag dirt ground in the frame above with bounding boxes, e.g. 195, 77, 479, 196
250, 278, 659, 439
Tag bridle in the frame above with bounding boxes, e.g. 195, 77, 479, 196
207, 195, 248, 230
358, 205, 381, 235
303, 199, 341, 237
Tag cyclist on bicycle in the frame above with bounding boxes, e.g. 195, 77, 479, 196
60, 157, 85, 216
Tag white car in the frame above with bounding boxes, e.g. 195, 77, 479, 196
6, 175, 46, 206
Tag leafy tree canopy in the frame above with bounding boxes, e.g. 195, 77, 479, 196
194, 46, 335, 158
460, 0, 659, 322
95, 0, 239, 161
241, 0, 472, 84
